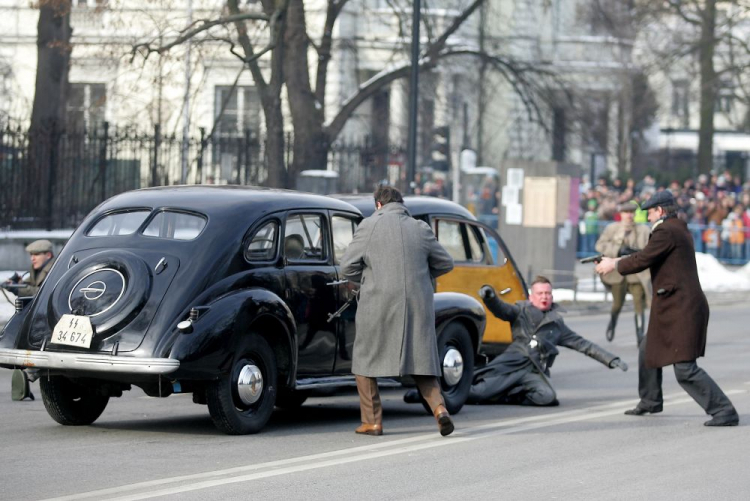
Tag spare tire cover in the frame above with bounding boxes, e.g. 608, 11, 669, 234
50, 250, 152, 337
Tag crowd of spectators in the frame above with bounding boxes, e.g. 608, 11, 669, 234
579, 170, 750, 264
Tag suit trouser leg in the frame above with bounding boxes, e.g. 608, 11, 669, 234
636, 336, 663, 411
673, 361, 737, 417
413, 375, 446, 414
355, 375, 382, 425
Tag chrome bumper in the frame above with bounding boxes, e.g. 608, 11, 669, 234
0, 349, 180, 375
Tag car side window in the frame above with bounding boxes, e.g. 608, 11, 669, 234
465, 224, 485, 263
478, 227, 507, 265
285, 213, 325, 261
245, 221, 278, 262
331, 215, 356, 265
436, 220, 468, 261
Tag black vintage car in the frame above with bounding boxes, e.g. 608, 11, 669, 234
0, 186, 485, 435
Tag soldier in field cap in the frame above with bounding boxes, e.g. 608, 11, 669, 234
595, 189, 739, 426
595, 200, 651, 344
4, 239, 56, 401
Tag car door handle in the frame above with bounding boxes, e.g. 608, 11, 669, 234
326, 279, 348, 286
499, 287, 512, 295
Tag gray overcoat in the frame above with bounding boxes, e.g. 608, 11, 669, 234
340, 202, 454, 377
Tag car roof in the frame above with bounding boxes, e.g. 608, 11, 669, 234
98, 185, 362, 218
332, 194, 477, 220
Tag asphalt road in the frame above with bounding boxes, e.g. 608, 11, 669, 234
2, 304, 748, 501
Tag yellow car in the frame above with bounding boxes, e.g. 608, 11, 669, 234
333, 195, 527, 358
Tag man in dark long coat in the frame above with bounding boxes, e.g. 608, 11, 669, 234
596, 191, 739, 426
341, 185, 456, 436
467, 276, 628, 406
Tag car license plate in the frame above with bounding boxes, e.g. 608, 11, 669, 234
51, 314, 94, 349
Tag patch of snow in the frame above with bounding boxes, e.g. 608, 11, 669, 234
695, 253, 750, 291
0, 229, 74, 239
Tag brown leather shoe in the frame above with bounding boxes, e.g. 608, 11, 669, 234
355, 423, 383, 436
434, 405, 454, 436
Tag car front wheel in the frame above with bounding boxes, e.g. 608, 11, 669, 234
422, 322, 474, 416
40, 376, 110, 426
206, 336, 277, 435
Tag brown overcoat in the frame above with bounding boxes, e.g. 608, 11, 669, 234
617, 217, 708, 368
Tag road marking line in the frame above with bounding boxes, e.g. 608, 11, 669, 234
41, 389, 746, 501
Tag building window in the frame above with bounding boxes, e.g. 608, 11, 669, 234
214, 85, 260, 137
715, 81, 733, 114
67, 82, 106, 131
671, 80, 689, 118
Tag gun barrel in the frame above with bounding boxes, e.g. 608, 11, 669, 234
579, 254, 603, 264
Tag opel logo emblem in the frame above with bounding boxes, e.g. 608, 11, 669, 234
68, 268, 126, 318
80, 281, 107, 300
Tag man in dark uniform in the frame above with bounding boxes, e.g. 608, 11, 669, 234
596, 191, 739, 426
466, 276, 628, 406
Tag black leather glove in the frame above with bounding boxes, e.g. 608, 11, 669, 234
479, 285, 496, 300
610, 358, 628, 371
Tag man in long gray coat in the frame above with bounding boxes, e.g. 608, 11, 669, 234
340, 185, 456, 436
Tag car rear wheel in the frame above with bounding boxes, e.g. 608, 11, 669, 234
40, 376, 110, 426
206, 336, 277, 435
421, 322, 474, 416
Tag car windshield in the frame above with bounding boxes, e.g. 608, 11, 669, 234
87, 210, 151, 236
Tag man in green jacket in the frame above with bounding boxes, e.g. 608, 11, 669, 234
4, 240, 56, 401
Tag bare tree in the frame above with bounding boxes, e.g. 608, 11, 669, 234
130, 0, 561, 188
30, 0, 72, 133
605, 0, 750, 174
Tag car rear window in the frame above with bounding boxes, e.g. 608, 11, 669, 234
142, 211, 207, 240
87, 210, 151, 236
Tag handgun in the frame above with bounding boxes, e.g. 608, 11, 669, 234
579, 254, 603, 264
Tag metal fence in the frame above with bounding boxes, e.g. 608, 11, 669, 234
0, 123, 403, 230
578, 220, 750, 266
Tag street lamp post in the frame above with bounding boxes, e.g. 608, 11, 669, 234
405, 0, 421, 194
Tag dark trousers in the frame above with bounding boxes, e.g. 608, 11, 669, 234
635, 336, 737, 417
356, 375, 445, 425
469, 365, 557, 406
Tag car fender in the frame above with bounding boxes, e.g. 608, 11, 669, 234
434, 292, 486, 355
167, 288, 297, 384
0, 303, 33, 353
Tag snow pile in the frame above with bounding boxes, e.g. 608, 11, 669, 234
695, 253, 750, 291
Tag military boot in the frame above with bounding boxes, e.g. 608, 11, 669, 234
634, 312, 645, 346
11, 369, 34, 401
606, 313, 618, 342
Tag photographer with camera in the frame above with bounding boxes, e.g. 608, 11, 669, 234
595, 201, 651, 344
4, 239, 56, 402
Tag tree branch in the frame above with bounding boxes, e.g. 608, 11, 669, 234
130, 12, 270, 62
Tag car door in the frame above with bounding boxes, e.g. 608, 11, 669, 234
431, 217, 527, 352
282, 211, 338, 375
329, 211, 361, 373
